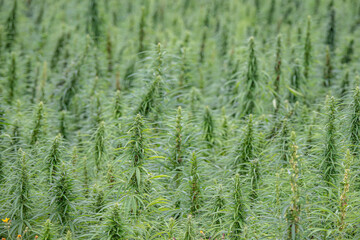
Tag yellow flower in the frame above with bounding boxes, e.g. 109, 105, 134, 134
17, 235, 21, 238
200, 230, 204, 234
1, 218, 9, 223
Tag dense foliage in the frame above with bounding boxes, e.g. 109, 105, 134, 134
0, 0, 360, 239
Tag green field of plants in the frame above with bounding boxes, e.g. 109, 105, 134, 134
1, 0, 360, 239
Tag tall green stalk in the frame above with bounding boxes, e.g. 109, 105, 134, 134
7, 52, 17, 104
30, 101, 44, 145
326, 6, 336, 52
286, 131, 301, 240
5, 0, 17, 50
350, 87, 360, 155
243, 37, 258, 115
172, 106, 184, 171
231, 174, 246, 238
106, 32, 113, 73
322, 96, 338, 185
51, 32, 69, 69
234, 114, 255, 172
92, 185, 105, 215
341, 39, 354, 64
340, 71, 350, 99
179, 47, 191, 88
220, 23, 228, 58
323, 46, 333, 87
11, 149, 32, 236
280, 118, 290, 166
46, 134, 62, 182
60, 43, 88, 111
267, 0, 276, 25
249, 159, 260, 201
203, 106, 215, 147
303, 16, 312, 79
127, 114, 146, 192
88, 0, 101, 44
199, 29, 207, 64
189, 152, 201, 215
212, 184, 225, 227
274, 34, 282, 114
94, 121, 106, 173
25, 56, 32, 96
114, 90, 122, 120
289, 60, 301, 103
59, 110, 67, 139
50, 164, 74, 230
136, 76, 161, 117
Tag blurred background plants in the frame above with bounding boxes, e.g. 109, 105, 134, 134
1, 0, 360, 239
